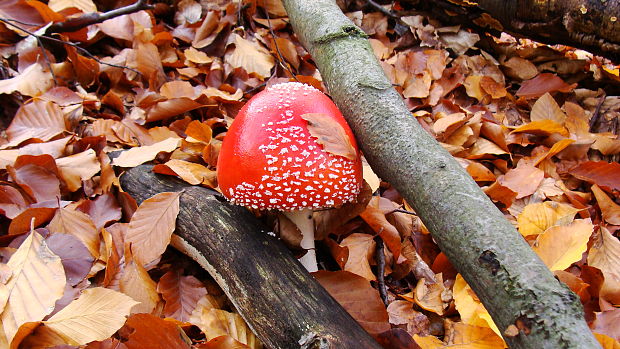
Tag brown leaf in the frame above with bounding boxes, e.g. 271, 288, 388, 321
314, 270, 391, 339
125, 191, 182, 266
301, 113, 358, 160
387, 300, 430, 336
157, 270, 207, 322
0, 63, 53, 97
0, 185, 28, 219
8, 156, 60, 203
112, 138, 181, 167
414, 274, 449, 315
119, 246, 160, 314
197, 336, 250, 349
55, 149, 101, 192
591, 184, 620, 225
46, 233, 94, 286
516, 73, 576, 98
360, 197, 402, 259
8, 207, 57, 236
77, 193, 122, 230
225, 33, 275, 79
497, 162, 545, 199
154, 159, 217, 187
340, 233, 376, 281
592, 309, 620, 342
6, 100, 67, 146
588, 227, 620, 282
571, 161, 620, 192
185, 120, 213, 144
530, 92, 567, 124
190, 304, 260, 348
48, 206, 100, 258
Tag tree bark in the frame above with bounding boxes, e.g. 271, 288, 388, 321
281, 0, 601, 348
119, 165, 382, 349
402, 0, 620, 62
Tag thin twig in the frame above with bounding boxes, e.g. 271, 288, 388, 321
265, 10, 300, 82
589, 92, 607, 132
390, 208, 418, 216
365, 0, 399, 19
47, 0, 154, 34
0, 18, 141, 76
375, 237, 388, 306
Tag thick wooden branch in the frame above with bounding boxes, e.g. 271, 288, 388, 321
119, 165, 382, 349
281, 0, 601, 348
403, 0, 620, 62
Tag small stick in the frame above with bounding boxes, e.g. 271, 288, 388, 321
589, 92, 607, 132
375, 237, 388, 306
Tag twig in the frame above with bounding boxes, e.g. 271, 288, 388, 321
390, 208, 417, 216
365, 0, 398, 19
265, 10, 300, 82
588, 92, 607, 132
46, 0, 154, 34
375, 237, 388, 306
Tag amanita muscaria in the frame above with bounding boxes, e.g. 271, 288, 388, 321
217, 82, 362, 272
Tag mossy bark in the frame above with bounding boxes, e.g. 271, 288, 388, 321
281, 0, 601, 348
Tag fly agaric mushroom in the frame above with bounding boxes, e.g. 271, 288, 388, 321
217, 82, 362, 272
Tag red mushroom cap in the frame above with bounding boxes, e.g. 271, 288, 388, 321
217, 82, 362, 211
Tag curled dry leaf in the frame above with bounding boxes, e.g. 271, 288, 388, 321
532, 219, 594, 271
44, 287, 138, 345
517, 201, 580, 236
122, 313, 192, 349
157, 270, 208, 322
313, 270, 391, 339
2, 232, 65, 344
340, 233, 376, 281
301, 113, 358, 161
360, 197, 402, 259
119, 247, 160, 314
570, 161, 620, 192
185, 120, 213, 144
55, 149, 101, 192
414, 274, 449, 316
112, 137, 181, 167
516, 73, 576, 98
154, 159, 217, 187
0, 63, 53, 97
591, 184, 620, 225
387, 300, 430, 337
125, 191, 182, 267
225, 33, 275, 79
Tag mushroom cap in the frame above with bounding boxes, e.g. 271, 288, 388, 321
217, 82, 362, 211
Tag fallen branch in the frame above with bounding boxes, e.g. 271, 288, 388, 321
120, 165, 382, 349
281, 0, 601, 347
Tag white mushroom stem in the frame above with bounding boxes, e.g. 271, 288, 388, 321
285, 209, 318, 272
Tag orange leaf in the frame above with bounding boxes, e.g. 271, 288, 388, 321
8, 207, 56, 235
532, 219, 593, 271
516, 73, 576, 98
185, 120, 213, 144
414, 274, 448, 316
125, 191, 182, 266
197, 336, 249, 349
121, 313, 191, 349
591, 184, 620, 225
156, 159, 217, 187
6, 100, 67, 146
571, 161, 620, 192
301, 113, 357, 160
119, 247, 160, 314
340, 233, 376, 281
360, 197, 401, 259
157, 270, 207, 322
498, 162, 545, 199
511, 120, 569, 137
313, 270, 391, 338
48, 206, 100, 258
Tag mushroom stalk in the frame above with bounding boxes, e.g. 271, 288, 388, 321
285, 209, 318, 272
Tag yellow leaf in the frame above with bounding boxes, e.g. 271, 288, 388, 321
588, 227, 620, 281
511, 120, 569, 137
414, 274, 448, 315
591, 184, 620, 225
112, 137, 181, 167
530, 92, 567, 124
453, 275, 501, 339
594, 332, 620, 349
444, 320, 505, 348
2, 232, 65, 344
226, 34, 274, 79
44, 287, 138, 345
125, 191, 182, 266
532, 219, 594, 271
190, 304, 260, 348
413, 334, 445, 348
340, 233, 376, 281
468, 138, 508, 158
517, 201, 580, 236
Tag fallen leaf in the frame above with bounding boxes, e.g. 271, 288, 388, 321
154, 159, 217, 186
340, 233, 376, 281
453, 274, 501, 339
55, 149, 101, 192
8, 157, 61, 203
112, 138, 181, 167
301, 113, 357, 160
570, 161, 620, 192
387, 300, 430, 337
77, 193, 122, 230
185, 120, 213, 144
2, 231, 65, 344
588, 227, 620, 281
0, 63, 53, 97
443, 320, 505, 348
48, 206, 100, 258
44, 287, 138, 345
498, 162, 545, 199
314, 270, 391, 338
360, 197, 402, 259
8, 207, 57, 235
122, 313, 192, 349
516, 73, 576, 98
517, 201, 580, 236
46, 233, 94, 286
414, 274, 449, 316
190, 307, 260, 348
530, 93, 567, 124
197, 336, 249, 349
158, 270, 208, 322
591, 184, 620, 225
592, 309, 620, 343
119, 247, 160, 314
125, 191, 182, 266
6, 100, 67, 146
511, 120, 569, 137
226, 33, 274, 79
48, 0, 97, 13
532, 219, 594, 271
594, 332, 620, 349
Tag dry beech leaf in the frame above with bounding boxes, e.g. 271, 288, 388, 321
313, 270, 391, 338
8, 160, 61, 203
340, 233, 376, 281
119, 249, 160, 314
591, 184, 620, 225
2, 231, 65, 345
185, 120, 213, 144
125, 191, 182, 266
360, 197, 401, 259
48, 206, 100, 258
517, 201, 580, 236
112, 138, 181, 167
511, 120, 569, 137
55, 149, 101, 192
155, 159, 217, 187
226, 33, 275, 79
77, 193, 122, 231
190, 306, 260, 348
198, 336, 250, 349
414, 274, 449, 316
184, 47, 213, 65
8, 207, 57, 236
501, 56, 538, 80
530, 92, 567, 124
498, 162, 545, 199
301, 113, 357, 160
453, 274, 501, 340
592, 310, 620, 345
532, 219, 594, 271
593, 332, 620, 349
588, 227, 620, 281
44, 287, 138, 345
6, 100, 67, 146
157, 270, 208, 322
570, 161, 620, 192
45, 233, 94, 286
516, 73, 576, 98
48, 0, 97, 13
387, 300, 430, 337
444, 320, 505, 348
122, 313, 192, 349
0, 63, 53, 97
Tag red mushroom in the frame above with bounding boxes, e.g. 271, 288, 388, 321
217, 82, 362, 271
